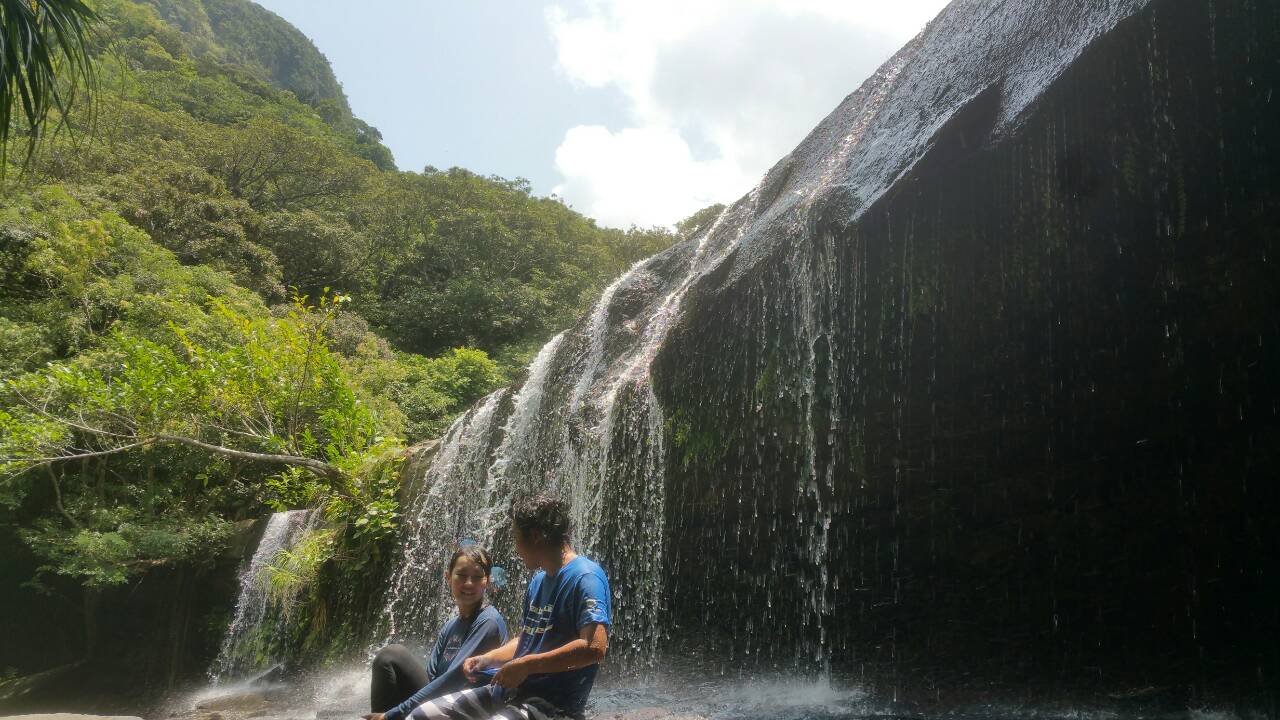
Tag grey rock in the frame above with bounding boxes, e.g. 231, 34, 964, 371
194, 692, 268, 712
597, 709, 672, 720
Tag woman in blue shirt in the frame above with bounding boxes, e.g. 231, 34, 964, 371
365, 545, 508, 720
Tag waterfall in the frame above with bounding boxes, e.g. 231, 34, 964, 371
377, 93, 869, 678
211, 509, 320, 683
380, 196, 765, 672
490, 331, 567, 487
383, 389, 511, 643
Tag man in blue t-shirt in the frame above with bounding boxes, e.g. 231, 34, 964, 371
401, 494, 611, 720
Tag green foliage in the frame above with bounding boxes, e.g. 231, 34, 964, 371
264, 525, 336, 616
0, 189, 396, 589
0, 289, 389, 470
0, 0, 99, 172
0, 317, 56, 381
389, 348, 505, 442
20, 509, 232, 587
253, 209, 358, 300
667, 407, 729, 471
676, 203, 725, 238
0, 186, 262, 366
333, 338, 504, 444
102, 159, 284, 298
0, 183, 516, 603
139, 0, 353, 119
323, 449, 402, 554
359, 168, 680, 357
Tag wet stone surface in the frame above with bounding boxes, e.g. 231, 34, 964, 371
160, 689, 706, 720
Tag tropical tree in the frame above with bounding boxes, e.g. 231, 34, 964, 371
0, 0, 99, 171
0, 291, 377, 487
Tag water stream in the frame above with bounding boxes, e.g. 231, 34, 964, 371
210, 509, 320, 683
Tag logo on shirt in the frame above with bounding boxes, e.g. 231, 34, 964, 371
442, 632, 462, 662
522, 597, 558, 635
522, 601, 555, 636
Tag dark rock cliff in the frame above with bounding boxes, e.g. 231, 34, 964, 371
653, 0, 1279, 709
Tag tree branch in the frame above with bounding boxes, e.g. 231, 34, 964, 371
7, 436, 343, 482
47, 465, 82, 529
151, 434, 343, 480
15, 441, 150, 465
9, 386, 132, 438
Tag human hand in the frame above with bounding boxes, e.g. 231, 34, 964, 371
492, 657, 530, 689
464, 654, 493, 683
362, 713, 386, 720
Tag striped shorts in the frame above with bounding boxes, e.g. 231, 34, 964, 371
406, 686, 561, 720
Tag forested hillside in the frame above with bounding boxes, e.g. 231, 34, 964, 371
0, 0, 688, 697
139, 0, 356, 120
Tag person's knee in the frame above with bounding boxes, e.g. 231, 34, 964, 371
374, 643, 410, 668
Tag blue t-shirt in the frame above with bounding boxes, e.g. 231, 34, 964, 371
512, 555, 611, 716
383, 605, 508, 720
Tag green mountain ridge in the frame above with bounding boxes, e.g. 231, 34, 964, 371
141, 0, 353, 119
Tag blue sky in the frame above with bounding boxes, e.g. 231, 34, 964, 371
254, 0, 949, 228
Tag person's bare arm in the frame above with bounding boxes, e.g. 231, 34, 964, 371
491, 623, 607, 689
463, 636, 521, 682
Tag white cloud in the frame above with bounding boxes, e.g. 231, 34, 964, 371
553, 125, 751, 229
547, 0, 951, 228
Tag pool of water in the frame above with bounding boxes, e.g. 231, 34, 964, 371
162, 667, 1262, 720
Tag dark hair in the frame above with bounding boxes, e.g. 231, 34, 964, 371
509, 494, 571, 547
447, 545, 493, 576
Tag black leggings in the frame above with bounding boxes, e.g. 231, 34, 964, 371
371, 643, 433, 713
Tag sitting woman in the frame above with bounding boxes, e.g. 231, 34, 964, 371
365, 545, 508, 720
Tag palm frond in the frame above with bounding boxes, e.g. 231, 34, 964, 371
0, 0, 99, 178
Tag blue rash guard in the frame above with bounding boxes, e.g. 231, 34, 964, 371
383, 605, 508, 720
509, 555, 612, 718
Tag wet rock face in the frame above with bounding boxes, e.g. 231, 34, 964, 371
655, 0, 1279, 707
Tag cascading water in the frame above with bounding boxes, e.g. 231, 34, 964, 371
383, 388, 511, 644
489, 332, 567, 486
379, 196, 767, 673
377, 80, 936, 674
211, 509, 320, 683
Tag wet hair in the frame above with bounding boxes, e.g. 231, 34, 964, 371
509, 494, 571, 547
447, 545, 493, 577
